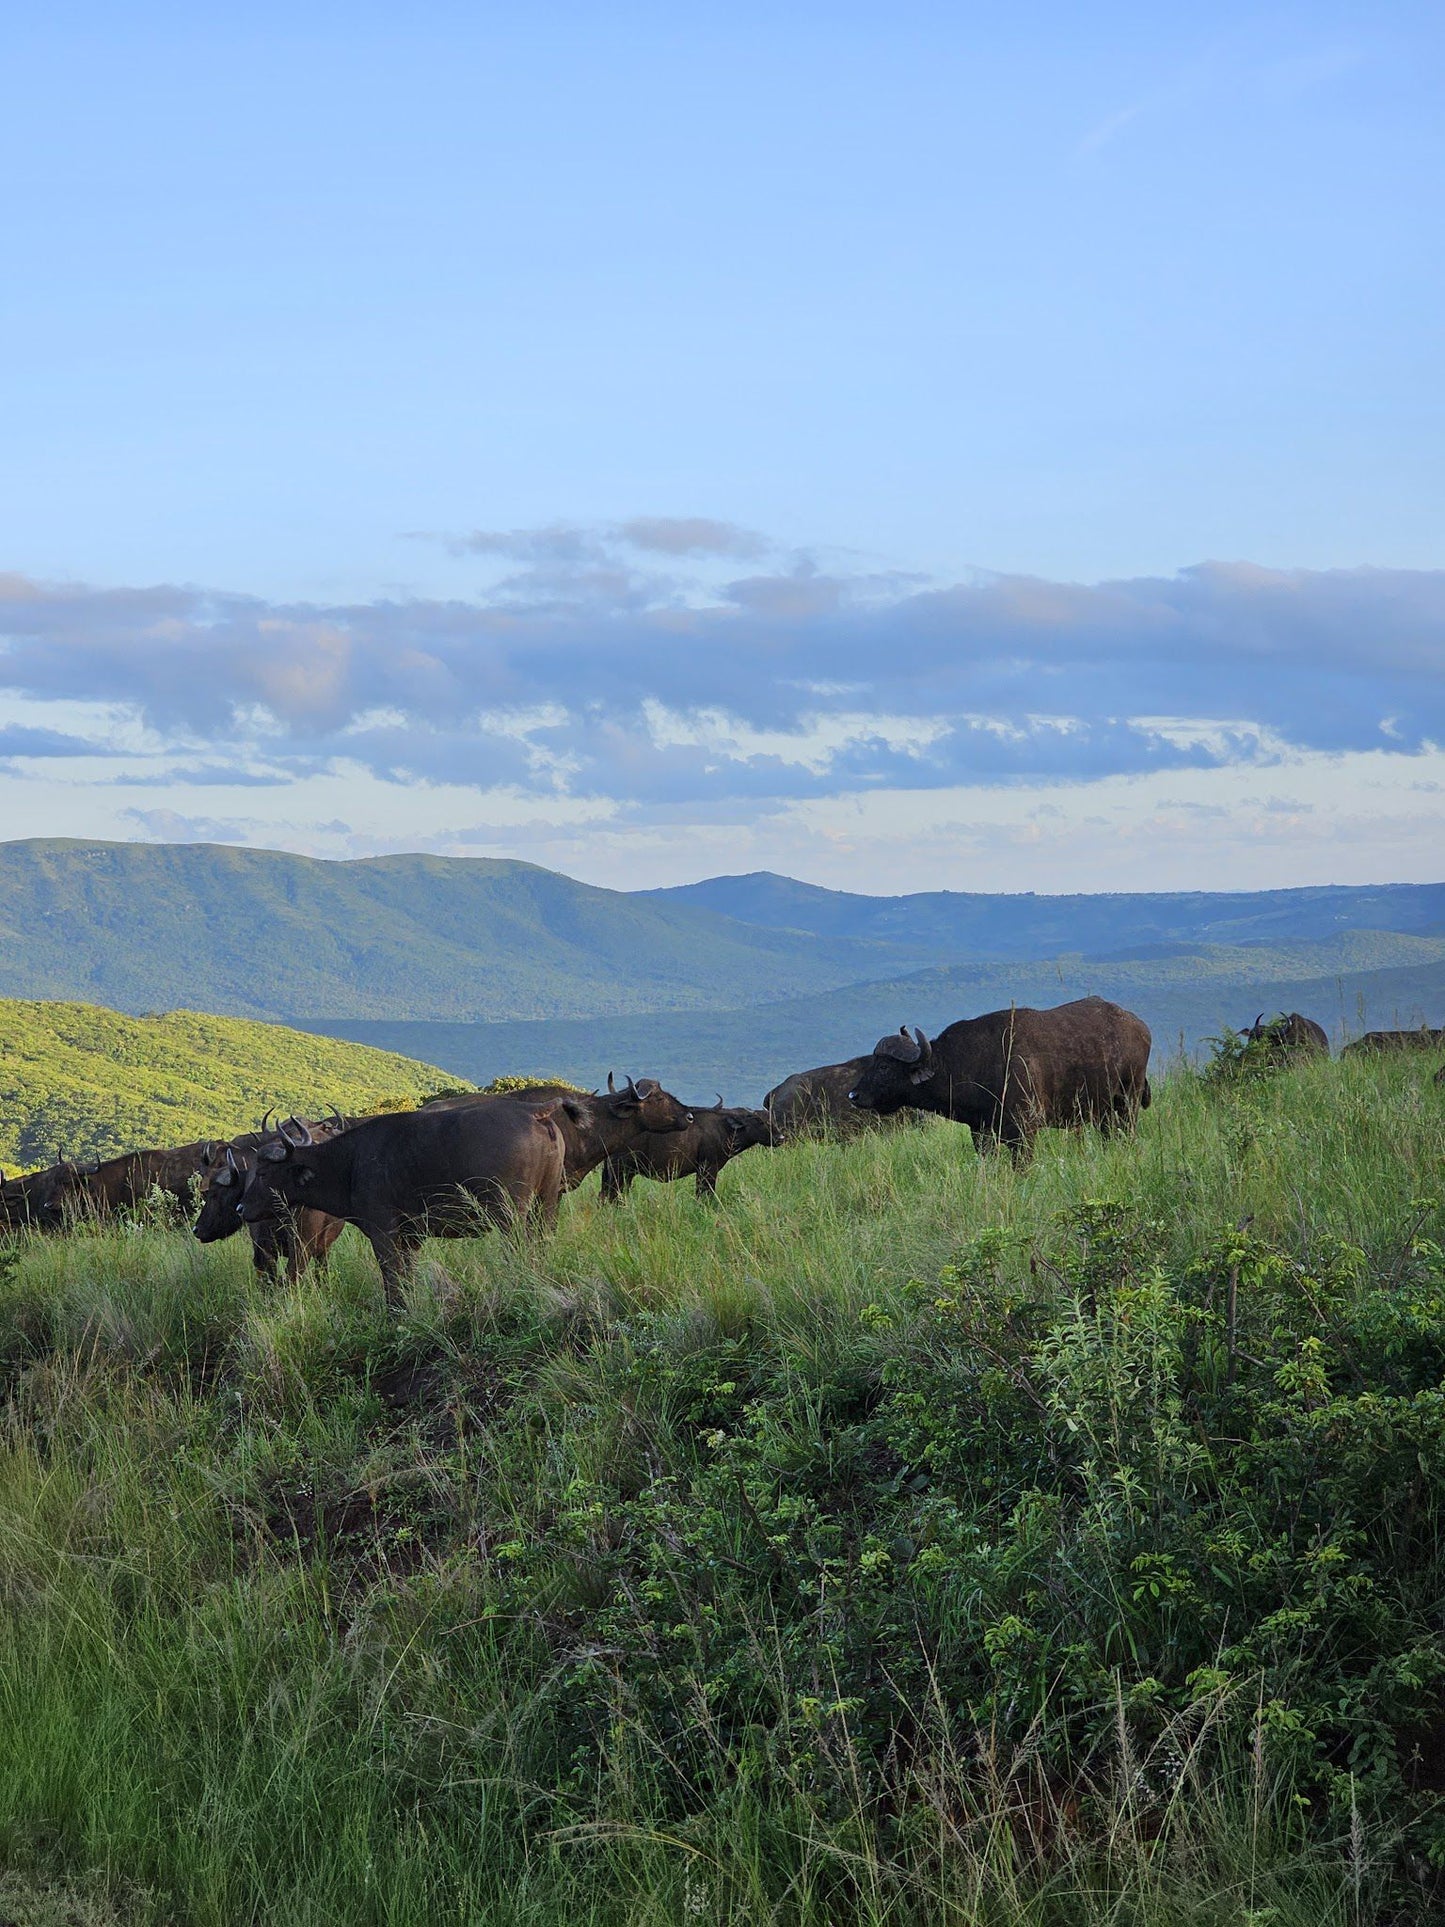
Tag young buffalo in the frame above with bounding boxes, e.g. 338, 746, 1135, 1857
599, 1101, 775, 1200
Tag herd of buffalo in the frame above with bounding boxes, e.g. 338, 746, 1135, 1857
2, 997, 1442, 1303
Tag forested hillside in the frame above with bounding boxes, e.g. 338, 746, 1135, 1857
0, 1001, 467, 1168
3, 839, 1443, 1027
0, 840, 907, 1022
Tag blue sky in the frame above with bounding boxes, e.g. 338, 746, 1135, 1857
1, 1, 1442, 891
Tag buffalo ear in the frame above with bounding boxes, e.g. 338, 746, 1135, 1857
259, 1140, 290, 1163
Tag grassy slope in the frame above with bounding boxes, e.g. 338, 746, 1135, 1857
301, 936, 1445, 1101
0, 1000, 468, 1168
0, 1056, 1443, 1923
0, 840, 915, 1022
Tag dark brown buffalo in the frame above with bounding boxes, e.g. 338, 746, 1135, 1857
193, 1119, 349, 1277
600, 1100, 775, 1200
763, 1059, 878, 1140
1243, 1012, 1330, 1060
2, 1141, 213, 1231
0, 1159, 90, 1231
1342, 1028, 1445, 1057
423, 1074, 694, 1192
847, 996, 1152, 1157
74, 1141, 216, 1221
239, 1100, 567, 1302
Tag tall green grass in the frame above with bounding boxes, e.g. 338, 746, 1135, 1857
0, 1053, 1442, 1924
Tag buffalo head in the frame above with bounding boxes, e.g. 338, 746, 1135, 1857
720, 1108, 776, 1155
192, 1143, 251, 1244
605, 1072, 693, 1133
847, 1026, 934, 1114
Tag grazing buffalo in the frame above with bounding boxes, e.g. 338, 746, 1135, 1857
1243, 1012, 1330, 1061
764, 1059, 877, 1140
193, 1119, 349, 1277
424, 1074, 694, 1192
600, 1100, 775, 1200
0, 1159, 90, 1231
847, 996, 1152, 1157
1342, 1028, 1445, 1057
73, 1140, 217, 1219
1, 1142, 213, 1229
239, 1100, 567, 1302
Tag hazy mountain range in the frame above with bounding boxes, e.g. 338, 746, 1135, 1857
3, 839, 1443, 1103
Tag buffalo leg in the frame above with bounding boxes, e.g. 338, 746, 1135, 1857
247, 1227, 283, 1281
599, 1161, 632, 1203
367, 1229, 422, 1307
694, 1164, 722, 1200
527, 1181, 561, 1232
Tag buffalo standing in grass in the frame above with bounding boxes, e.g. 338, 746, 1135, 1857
0, 1159, 89, 1231
1342, 1028, 1445, 1057
239, 1099, 567, 1303
600, 1100, 775, 1200
847, 995, 1151, 1158
763, 1059, 877, 1141
73, 1140, 217, 1219
1243, 1012, 1330, 1061
193, 1119, 349, 1277
0, 1142, 212, 1230
424, 1074, 694, 1191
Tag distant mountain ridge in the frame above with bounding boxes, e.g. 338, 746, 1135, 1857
643, 871, 1445, 957
2, 839, 1442, 1028
301, 934, 1445, 1104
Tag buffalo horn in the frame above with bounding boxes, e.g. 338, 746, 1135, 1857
607, 1072, 617, 1093
714, 1094, 725, 1110
910, 1027, 932, 1069
278, 1115, 314, 1147
259, 1108, 276, 1135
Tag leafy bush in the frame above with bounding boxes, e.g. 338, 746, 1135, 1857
480, 1073, 590, 1095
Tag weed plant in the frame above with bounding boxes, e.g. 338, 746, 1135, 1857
0, 1054, 1443, 1923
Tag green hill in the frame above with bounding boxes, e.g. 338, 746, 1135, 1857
0, 840, 912, 1023
0, 1000, 469, 1169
